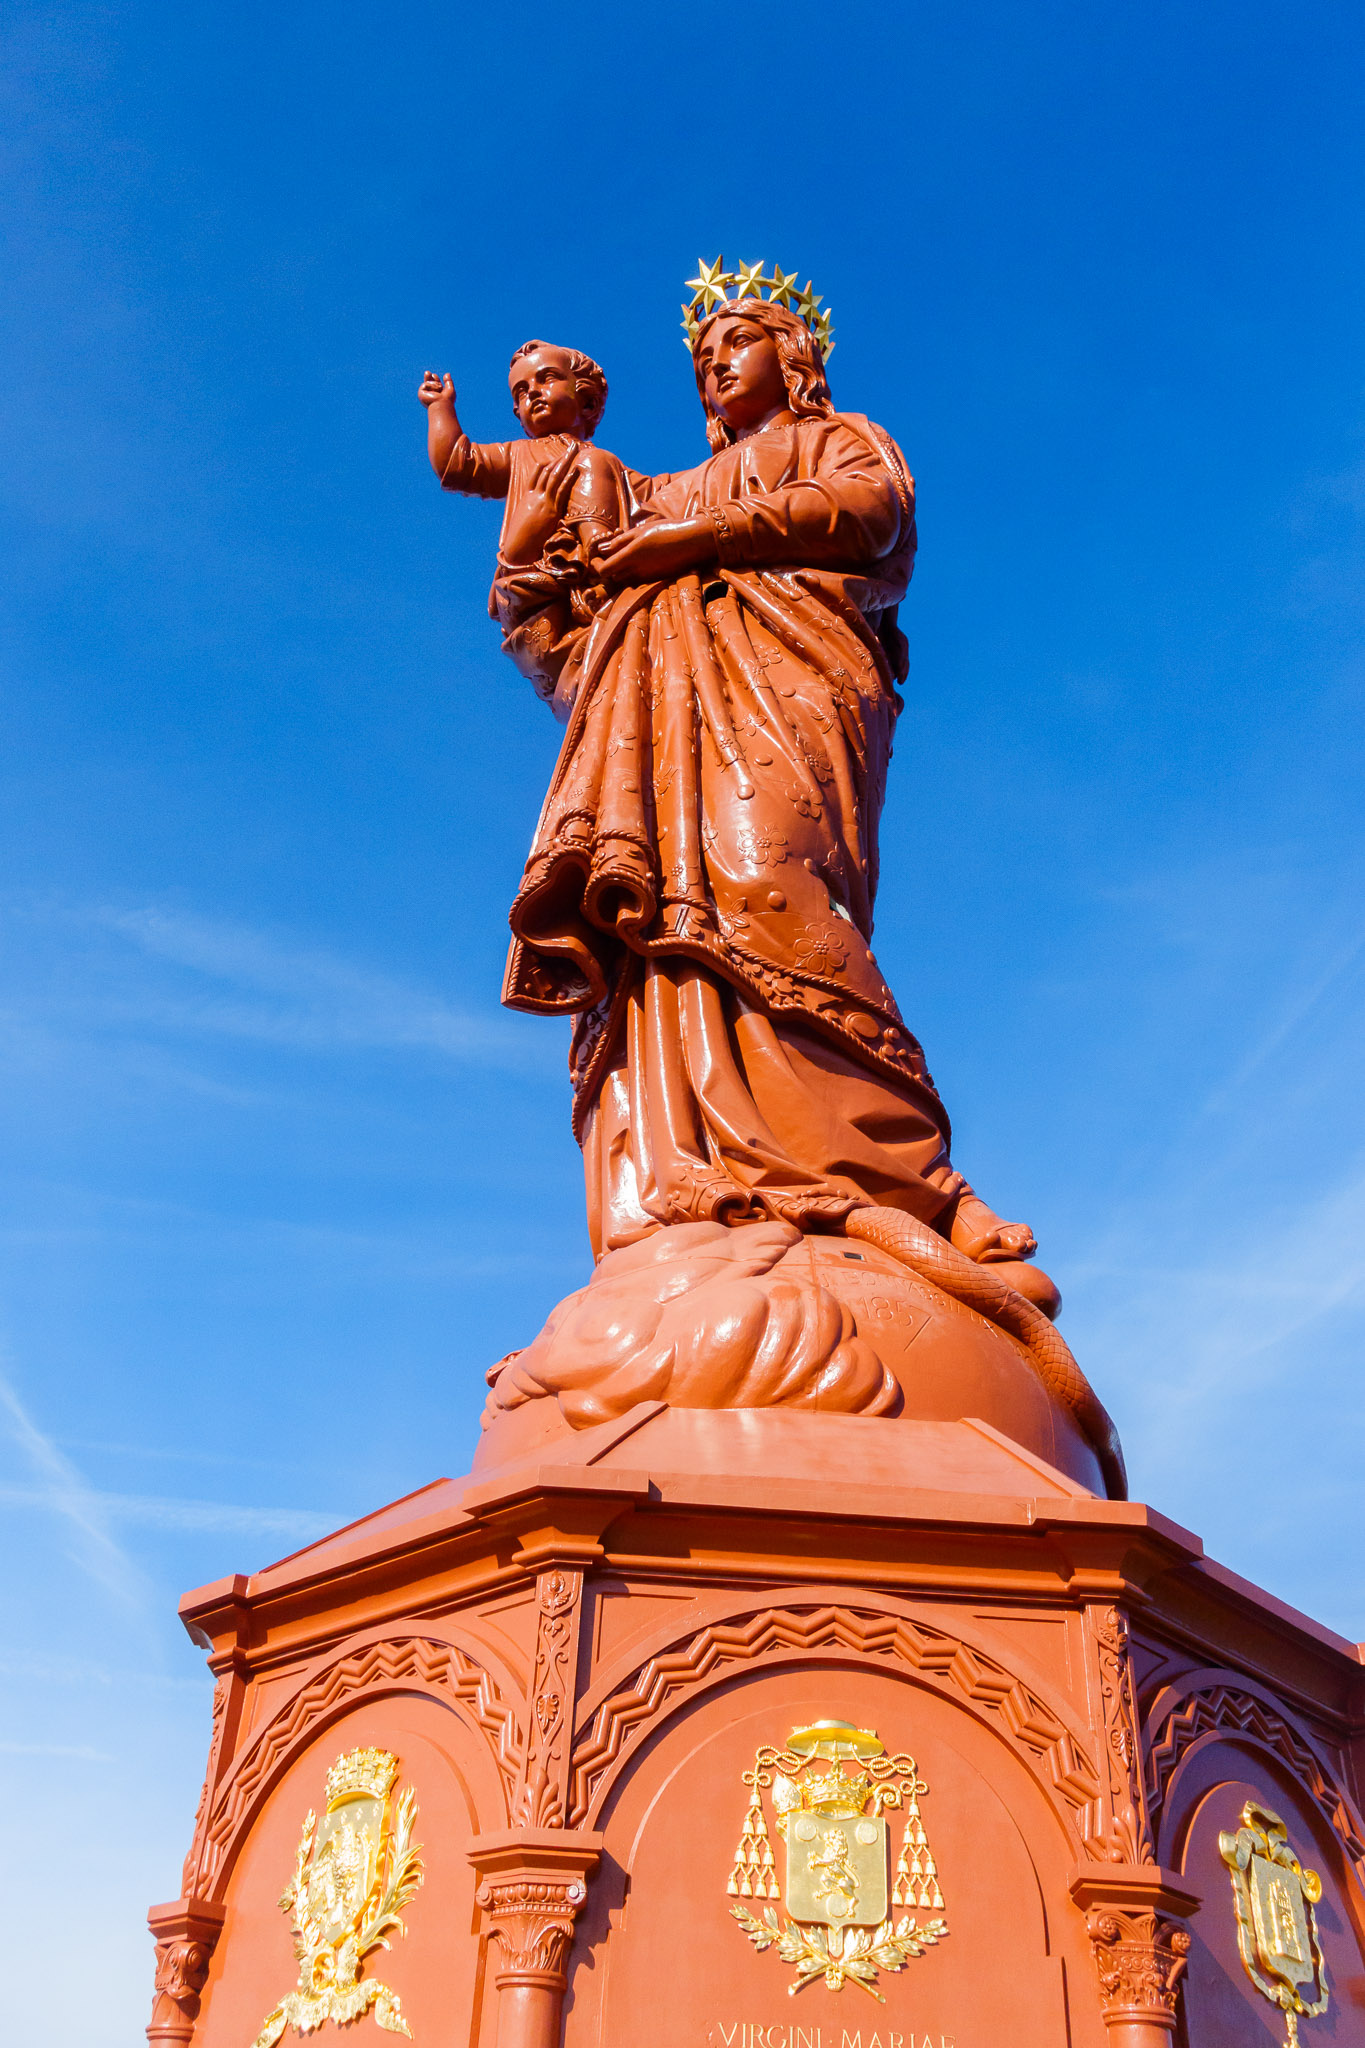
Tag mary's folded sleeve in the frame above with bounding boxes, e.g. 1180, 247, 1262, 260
707, 429, 905, 569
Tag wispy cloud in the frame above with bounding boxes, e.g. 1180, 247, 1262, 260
0, 1195, 584, 1287
1061, 1155, 1365, 1642
1074, 1162, 1365, 1416
1055, 852, 1365, 1595
53, 1435, 299, 1474
1197, 925, 1365, 1118
0, 1651, 205, 1692
0, 1368, 147, 1610
88, 902, 520, 1060
0, 1741, 112, 1761
0, 1483, 340, 1542
0, 895, 547, 1071
0, 1371, 342, 1602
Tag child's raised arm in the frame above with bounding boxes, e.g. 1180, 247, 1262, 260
418, 371, 511, 498
419, 371, 462, 478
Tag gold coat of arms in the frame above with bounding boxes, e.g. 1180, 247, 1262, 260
1219, 1801, 1328, 2046
252, 1746, 423, 2045
728, 1720, 947, 1998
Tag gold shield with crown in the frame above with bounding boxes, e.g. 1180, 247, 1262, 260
728, 1721, 947, 1998
252, 1746, 423, 2046
1219, 1802, 1328, 2046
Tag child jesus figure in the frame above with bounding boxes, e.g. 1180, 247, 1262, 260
419, 341, 633, 711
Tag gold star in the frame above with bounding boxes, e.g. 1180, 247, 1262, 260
795, 281, 824, 328
680, 301, 701, 345
767, 265, 801, 308
814, 307, 835, 355
685, 256, 732, 315
733, 257, 766, 300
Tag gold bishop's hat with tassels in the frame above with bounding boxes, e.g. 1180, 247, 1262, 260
682, 256, 834, 354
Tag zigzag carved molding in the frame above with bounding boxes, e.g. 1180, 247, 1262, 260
568, 1603, 1100, 1834
1145, 1684, 1365, 1865
197, 1635, 520, 1893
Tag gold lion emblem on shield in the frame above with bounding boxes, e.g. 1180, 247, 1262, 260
728, 1719, 947, 1998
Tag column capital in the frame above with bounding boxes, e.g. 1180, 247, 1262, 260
146, 1897, 225, 2048
1070, 1866, 1199, 2039
469, 1830, 604, 1985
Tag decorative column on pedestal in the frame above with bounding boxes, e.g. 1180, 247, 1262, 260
1070, 1604, 1200, 2044
469, 1830, 604, 2048
468, 1550, 603, 2048
146, 1899, 225, 2048
1070, 1871, 1199, 2046
147, 1621, 246, 2047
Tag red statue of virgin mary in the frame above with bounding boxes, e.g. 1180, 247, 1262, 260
423, 263, 1125, 1499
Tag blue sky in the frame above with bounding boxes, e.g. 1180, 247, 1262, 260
2, 2, 1363, 2037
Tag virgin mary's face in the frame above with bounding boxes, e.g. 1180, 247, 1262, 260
696, 315, 791, 435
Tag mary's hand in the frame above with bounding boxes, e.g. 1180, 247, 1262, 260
501, 446, 580, 565
592, 515, 717, 583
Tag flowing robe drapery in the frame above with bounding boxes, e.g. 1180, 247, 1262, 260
502, 413, 958, 1256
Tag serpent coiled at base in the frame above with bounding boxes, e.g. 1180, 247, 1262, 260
843, 1204, 1127, 1500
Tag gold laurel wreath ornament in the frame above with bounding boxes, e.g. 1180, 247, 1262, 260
252, 1748, 424, 2046
681, 256, 834, 355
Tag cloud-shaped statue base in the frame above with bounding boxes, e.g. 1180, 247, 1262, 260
479, 1220, 1120, 1496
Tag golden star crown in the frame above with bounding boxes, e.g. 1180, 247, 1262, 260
682, 256, 834, 355
325, 1746, 398, 1809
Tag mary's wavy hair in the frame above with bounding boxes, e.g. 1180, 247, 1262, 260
692, 301, 834, 453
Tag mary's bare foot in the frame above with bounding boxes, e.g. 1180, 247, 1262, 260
947, 1190, 1038, 1265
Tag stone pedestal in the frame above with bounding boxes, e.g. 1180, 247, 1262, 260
149, 1403, 1365, 2047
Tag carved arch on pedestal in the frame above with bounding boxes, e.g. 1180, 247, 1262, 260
195, 1629, 522, 1899
1143, 1671, 1365, 1872
568, 1590, 1102, 1855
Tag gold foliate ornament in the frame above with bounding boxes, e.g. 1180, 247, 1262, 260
1219, 1803, 1328, 2046
252, 1747, 424, 2047
681, 256, 835, 355
728, 1720, 946, 1999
